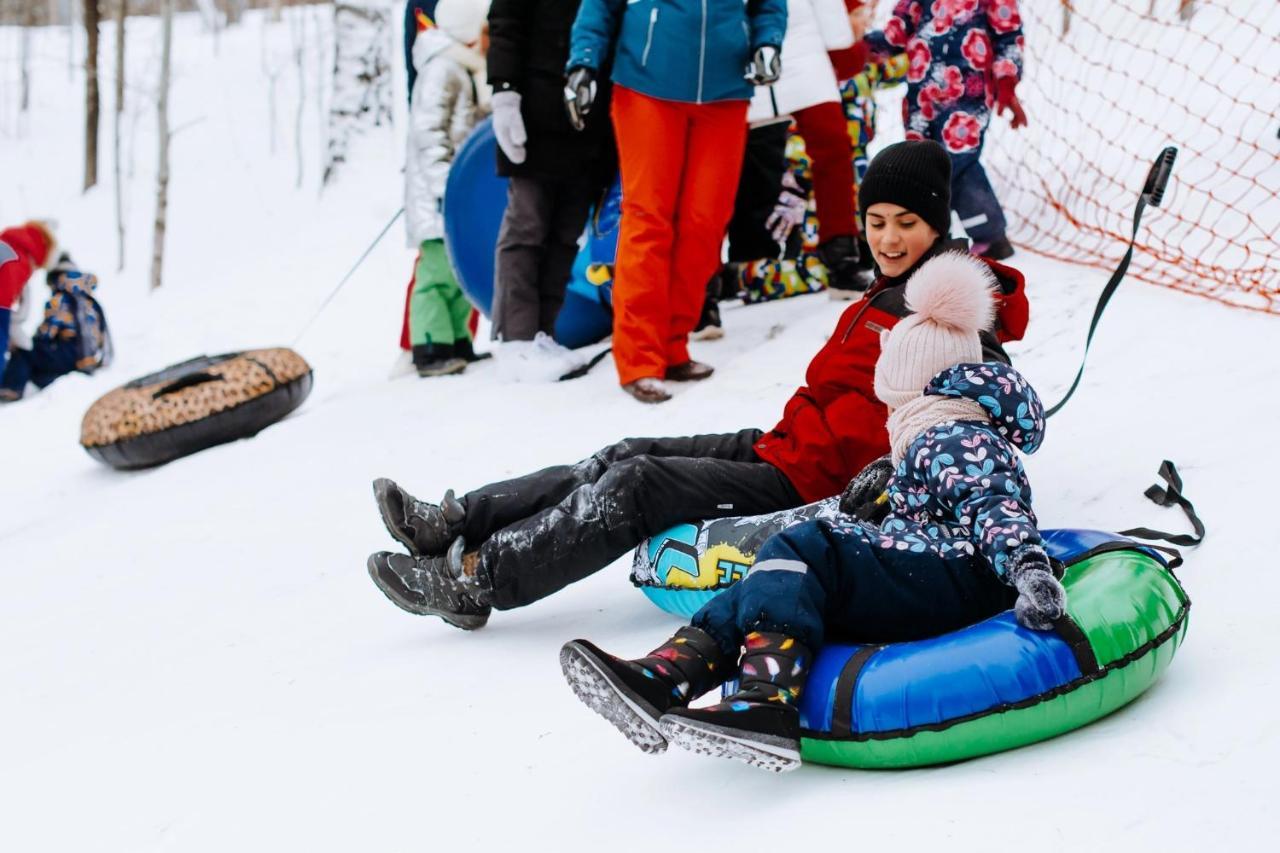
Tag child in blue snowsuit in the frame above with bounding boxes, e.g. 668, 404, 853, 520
562, 249, 1066, 771
0, 254, 112, 401
862, 0, 1028, 259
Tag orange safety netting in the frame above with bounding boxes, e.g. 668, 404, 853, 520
878, 0, 1280, 314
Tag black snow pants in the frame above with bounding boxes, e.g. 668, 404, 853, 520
462, 429, 804, 610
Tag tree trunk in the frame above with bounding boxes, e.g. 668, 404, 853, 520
84, 0, 101, 191
114, 0, 128, 271
152, 0, 174, 291
292, 6, 306, 188
21, 2, 36, 113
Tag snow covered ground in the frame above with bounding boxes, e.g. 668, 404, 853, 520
2, 10, 1277, 852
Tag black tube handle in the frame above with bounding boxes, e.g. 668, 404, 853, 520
152, 372, 224, 399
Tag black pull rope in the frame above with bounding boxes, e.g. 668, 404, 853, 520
1044, 147, 1177, 418
1118, 460, 1206, 569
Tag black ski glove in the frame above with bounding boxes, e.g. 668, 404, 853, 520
1007, 545, 1067, 631
744, 45, 782, 85
839, 455, 895, 521
563, 66, 597, 131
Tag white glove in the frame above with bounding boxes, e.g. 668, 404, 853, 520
492, 90, 527, 164
765, 186, 807, 243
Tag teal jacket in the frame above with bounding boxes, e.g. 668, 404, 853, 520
568, 0, 788, 104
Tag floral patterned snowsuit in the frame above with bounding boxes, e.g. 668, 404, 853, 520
865, 0, 1025, 245
692, 361, 1046, 655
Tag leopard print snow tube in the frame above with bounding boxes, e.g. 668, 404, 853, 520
81, 348, 313, 469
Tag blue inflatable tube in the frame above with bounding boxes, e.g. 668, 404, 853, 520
634, 512, 1189, 768
442, 117, 620, 349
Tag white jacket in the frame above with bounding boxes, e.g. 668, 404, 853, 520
404, 30, 490, 246
748, 0, 853, 123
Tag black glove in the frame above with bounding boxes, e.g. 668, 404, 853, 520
563, 66, 597, 132
744, 45, 781, 85
1007, 546, 1067, 631
839, 455, 895, 521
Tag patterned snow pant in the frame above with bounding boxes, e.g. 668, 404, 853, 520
692, 516, 1015, 656
462, 429, 803, 610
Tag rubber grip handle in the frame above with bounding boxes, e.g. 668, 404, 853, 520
1143, 147, 1178, 207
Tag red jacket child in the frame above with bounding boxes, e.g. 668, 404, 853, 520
1, 222, 58, 374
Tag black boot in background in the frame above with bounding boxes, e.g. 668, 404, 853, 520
372, 478, 465, 556
366, 538, 493, 630
854, 234, 877, 290
660, 631, 811, 772
453, 338, 493, 363
561, 626, 728, 754
818, 235, 867, 300
412, 343, 466, 377
691, 269, 725, 341
975, 235, 1015, 261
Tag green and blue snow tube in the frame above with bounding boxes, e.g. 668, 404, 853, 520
632, 510, 1189, 769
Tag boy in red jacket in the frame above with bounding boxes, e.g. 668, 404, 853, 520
366, 141, 1028, 631
0, 222, 58, 380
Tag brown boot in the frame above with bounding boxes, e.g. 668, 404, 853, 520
665, 360, 714, 382
622, 377, 672, 404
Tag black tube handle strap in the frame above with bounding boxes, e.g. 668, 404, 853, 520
1118, 460, 1205, 569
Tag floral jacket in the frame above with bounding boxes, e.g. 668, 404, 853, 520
864, 0, 1024, 153
876, 361, 1045, 579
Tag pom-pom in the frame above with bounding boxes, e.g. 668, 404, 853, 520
903, 252, 998, 333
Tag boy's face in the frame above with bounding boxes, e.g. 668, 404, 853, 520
864, 202, 939, 278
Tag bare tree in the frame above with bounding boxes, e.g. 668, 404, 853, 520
21, 1, 36, 112
152, 0, 174, 291
85, 0, 101, 191
323, 1, 393, 186
291, 5, 306, 188
114, 0, 128, 270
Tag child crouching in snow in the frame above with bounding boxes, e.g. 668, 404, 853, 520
1, 253, 111, 402
404, 0, 491, 377
560, 250, 1065, 771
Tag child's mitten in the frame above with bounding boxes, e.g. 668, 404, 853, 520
1007, 545, 1066, 631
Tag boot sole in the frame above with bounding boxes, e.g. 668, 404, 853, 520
827, 288, 861, 302
689, 327, 724, 341
372, 479, 422, 557
560, 642, 668, 754
366, 554, 490, 631
659, 715, 801, 773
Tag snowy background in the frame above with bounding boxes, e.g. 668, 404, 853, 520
1, 8, 1277, 852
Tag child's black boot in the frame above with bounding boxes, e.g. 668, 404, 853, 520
560, 626, 727, 754
660, 631, 811, 772
412, 343, 466, 377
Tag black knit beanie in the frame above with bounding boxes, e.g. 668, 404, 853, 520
858, 140, 953, 238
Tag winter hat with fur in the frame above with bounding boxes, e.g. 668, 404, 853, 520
874, 251, 997, 409
434, 0, 489, 45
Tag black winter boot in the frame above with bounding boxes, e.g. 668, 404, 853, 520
691, 270, 724, 341
854, 235, 877, 290
660, 631, 811, 772
560, 626, 728, 754
453, 338, 492, 363
412, 343, 466, 377
974, 235, 1015, 261
372, 478, 465, 557
818, 235, 868, 300
366, 538, 492, 630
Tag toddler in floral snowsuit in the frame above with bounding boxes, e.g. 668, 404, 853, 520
562, 250, 1065, 772
863, 0, 1027, 259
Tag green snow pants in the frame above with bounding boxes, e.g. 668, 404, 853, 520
410, 239, 473, 347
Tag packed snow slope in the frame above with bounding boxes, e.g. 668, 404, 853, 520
1, 11, 1276, 853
